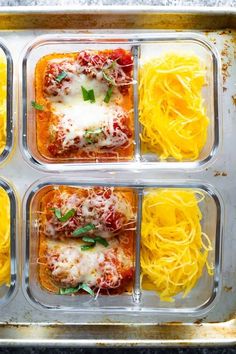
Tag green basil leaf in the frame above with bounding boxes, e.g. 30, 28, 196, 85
81, 244, 95, 251
84, 128, 103, 143
51, 208, 62, 219
59, 286, 80, 295
72, 223, 96, 237
79, 283, 95, 296
102, 70, 115, 85
82, 236, 96, 244
88, 89, 95, 103
58, 209, 76, 222
59, 283, 94, 296
81, 86, 95, 103
55, 71, 67, 82
81, 86, 89, 101
84, 128, 103, 135
94, 236, 109, 247
104, 86, 113, 104
31, 101, 44, 111
106, 60, 117, 71
84, 137, 93, 144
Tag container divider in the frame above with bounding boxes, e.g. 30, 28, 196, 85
133, 186, 143, 304
132, 44, 141, 163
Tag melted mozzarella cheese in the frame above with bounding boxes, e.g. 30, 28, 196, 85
50, 73, 109, 104
56, 102, 112, 131
53, 101, 125, 148
46, 238, 125, 287
48, 61, 126, 150
50, 70, 123, 105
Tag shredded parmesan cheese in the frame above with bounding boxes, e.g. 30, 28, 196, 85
139, 53, 209, 161
141, 189, 213, 302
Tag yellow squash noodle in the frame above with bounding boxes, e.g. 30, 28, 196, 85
0, 187, 10, 286
0, 52, 6, 155
139, 53, 209, 161
141, 189, 213, 302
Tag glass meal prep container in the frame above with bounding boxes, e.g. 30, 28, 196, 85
0, 177, 18, 308
22, 177, 222, 315
0, 39, 13, 166
20, 33, 221, 172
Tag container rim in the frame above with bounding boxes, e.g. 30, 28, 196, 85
0, 5, 236, 14
0, 38, 14, 166
0, 177, 19, 309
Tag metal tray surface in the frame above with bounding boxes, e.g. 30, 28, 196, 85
0, 5, 235, 347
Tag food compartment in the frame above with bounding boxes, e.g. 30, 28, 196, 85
23, 178, 222, 314
139, 185, 222, 313
0, 39, 13, 165
138, 37, 220, 166
22, 35, 136, 169
0, 178, 18, 308
23, 182, 137, 310
21, 33, 220, 172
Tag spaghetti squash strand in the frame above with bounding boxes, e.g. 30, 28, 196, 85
0, 186, 10, 286
141, 189, 213, 302
139, 53, 209, 161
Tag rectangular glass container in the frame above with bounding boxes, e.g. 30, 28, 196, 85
22, 177, 222, 316
0, 39, 13, 165
0, 178, 18, 309
20, 32, 221, 172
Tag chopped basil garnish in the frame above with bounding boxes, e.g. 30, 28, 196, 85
55, 71, 67, 83
52, 208, 75, 222
88, 89, 95, 103
59, 287, 79, 295
81, 244, 95, 251
79, 283, 95, 296
72, 223, 95, 237
81, 86, 89, 101
102, 70, 115, 85
81, 235, 108, 250
58, 209, 76, 222
81, 86, 95, 103
102, 59, 119, 85
84, 128, 103, 143
84, 137, 93, 144
51, 208, 62, 219
82, 236, 96, 244
104, 86, 113, 103
59, 283, 94, 296
31, 101, 44, 111
85, 128, 103, 135
94, 236, 109, 247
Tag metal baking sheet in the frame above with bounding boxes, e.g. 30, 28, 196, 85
0, 5, 236, 347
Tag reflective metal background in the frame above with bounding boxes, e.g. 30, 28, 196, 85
0, 6, 235, 347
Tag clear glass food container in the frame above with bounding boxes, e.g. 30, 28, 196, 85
0, 177, 18, 308
22, 177, 222, 316
0, 39, 13, 166
20, 33, 221, 172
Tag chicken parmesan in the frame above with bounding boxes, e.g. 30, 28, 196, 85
34, 48, 134, 162
37, 186, 136, 296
